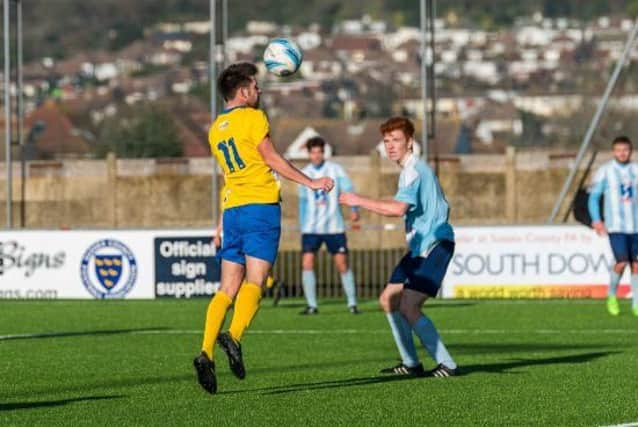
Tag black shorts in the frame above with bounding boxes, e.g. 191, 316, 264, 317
388, 241, 455, 297
608, 233, 638, 263
301, 233, 348, 255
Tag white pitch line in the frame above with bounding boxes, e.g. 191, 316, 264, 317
2, 328, 638, 341
459, 300, 605, 305
600, 422, 638, 427
121, 328, 638, 336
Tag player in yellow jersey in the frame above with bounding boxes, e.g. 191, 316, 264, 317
194, 62, 334, 394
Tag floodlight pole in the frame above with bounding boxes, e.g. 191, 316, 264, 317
222, 0, 228, 68
4, 0, 11, 228
547, 20, 638, 223
16, 0, 24, 227
420, 0, 428, 161
210, 0, 219, 225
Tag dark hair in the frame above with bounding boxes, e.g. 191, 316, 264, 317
306, 136, 326, 151
612, 135, 632, 147
380, 117, 415, 139
217, 62, 258, 101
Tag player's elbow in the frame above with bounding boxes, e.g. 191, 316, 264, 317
263, 152, 280, 170
389, 203, 408, 217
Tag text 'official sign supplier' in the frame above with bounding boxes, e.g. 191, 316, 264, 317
154, 237, 220, 298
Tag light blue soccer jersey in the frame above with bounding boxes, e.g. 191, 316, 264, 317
394, 154, 454, 257
299, 161, 355, 234
589, 160, 638, 233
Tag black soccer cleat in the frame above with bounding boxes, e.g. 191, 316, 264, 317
272, 280, 284, 307
193, 351, 217, 394
299, 306, 319, 315
349, 305, 361, 314
379, 362, 424, 376
217, 332, 246, 380
426, 363, 457, 378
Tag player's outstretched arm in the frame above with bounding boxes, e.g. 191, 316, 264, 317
588, 178, 606, 235
258, 136, 334, 192
340, 192, 408, 217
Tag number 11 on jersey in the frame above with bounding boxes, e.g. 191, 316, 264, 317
217, 138, 245, 173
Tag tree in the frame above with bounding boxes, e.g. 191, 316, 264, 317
94, 104, 183, 158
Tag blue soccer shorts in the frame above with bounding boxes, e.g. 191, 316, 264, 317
301, 233, 348, 255
388, 240, 455, 297
608, 233, 638, 263
220, 203, 281, 265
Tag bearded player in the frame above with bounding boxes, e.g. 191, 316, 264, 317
193, 62, 334, 394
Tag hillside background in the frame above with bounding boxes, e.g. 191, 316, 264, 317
22, 0, 638, 61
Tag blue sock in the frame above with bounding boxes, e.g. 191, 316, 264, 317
340, 269, 357, 307
302, 270, 318, 309
385, 311, 419, 368
631, 275, 638, 309
609, 271, 621, 297
413, 315, 457, 369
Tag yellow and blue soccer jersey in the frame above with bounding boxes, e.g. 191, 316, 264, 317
209, 106, 280, 210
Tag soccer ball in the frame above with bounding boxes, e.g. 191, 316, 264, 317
263, 38, 303, 77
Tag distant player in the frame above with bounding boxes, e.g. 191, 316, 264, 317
194, 62, 334, 394
340, 117, 457, 377
589, 135, 638, 317
298, 137, 360, 315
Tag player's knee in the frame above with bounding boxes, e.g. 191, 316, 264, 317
302, 257, 314, 271
379, 286, 401, 312
378, 289, 393, 312
398, 300, 419, 324
615, 262, 628, 272
334, 260, 348, 273
378, 293, 389, 312
219, 283, 239, 299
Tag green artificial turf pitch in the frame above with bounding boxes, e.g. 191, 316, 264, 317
1, 298, 637, 426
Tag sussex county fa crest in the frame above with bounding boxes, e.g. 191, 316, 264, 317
80, 239, 137, 298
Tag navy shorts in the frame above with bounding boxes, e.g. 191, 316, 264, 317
388, 241, 455, 297
608, 233, 638, 263
301, 233, 348, 255
220, 203, 281, 265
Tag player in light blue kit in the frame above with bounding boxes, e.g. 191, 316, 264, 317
340, 117, 457, 377
589, 135, 638, 317
298, 136, 360, 314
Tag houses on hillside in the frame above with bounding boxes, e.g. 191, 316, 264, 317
3, 13, 638, 159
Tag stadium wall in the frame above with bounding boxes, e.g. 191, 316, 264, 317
0, 149, 607, 251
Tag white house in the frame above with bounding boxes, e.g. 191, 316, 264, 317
184, 21, 211, 35
384, 27, 421, 50
246, 21, 278, 35
516, 26, 554, 46
285, 126, 333, 160
463, 61, 500, 85
297, 32, 322, 51
94, 63, 118, 82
